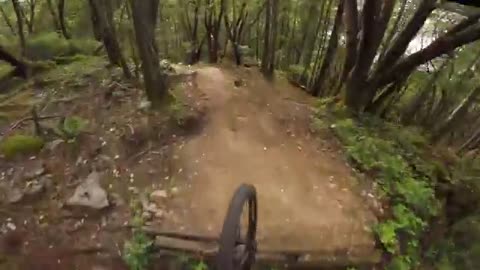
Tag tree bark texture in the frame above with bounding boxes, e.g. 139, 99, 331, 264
129, 0, 168, 104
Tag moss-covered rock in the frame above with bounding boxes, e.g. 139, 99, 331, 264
0, 134, 45, 159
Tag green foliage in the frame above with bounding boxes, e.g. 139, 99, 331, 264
123, 231, 153, 270
25, 33, 100, 61
168, 88, 190, 125
123, 198, 153, 270
431, 216, 480, 270
192, 261, 208, 270
330, 115, 439, 269
375, 221, 399, 254
286, 65, 309, 86
0, 134, 44, 158
56, 116, 88, 140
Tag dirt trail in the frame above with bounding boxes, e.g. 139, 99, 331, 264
162, 66, 376, 256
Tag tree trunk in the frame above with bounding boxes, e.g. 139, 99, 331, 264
340, 0, 359, 83
261, 0, 272, 76
433, 86, 480, 143
374, 0, 436, 76
88, 0, 131, 78
345, 0, 385, 111
0, 5, 16, 35
46, 0, 61, 33
0, 45, 28, 78
11, 0, 26, 56
296, 1, 317, 65
312, 0, 344, 96
376, 22, 480, 91
261, 0, 277, 77
205, 0, 226, 63
224, 2, 248, 66
129, 0, 167, 105
268, 0, 278, 72
26, 0, 35, 33
378, 0, 408, 61
57, 0, 70, 39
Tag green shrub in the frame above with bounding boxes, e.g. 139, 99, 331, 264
54, 116, 88, 140
329, 114, 440, 269
0, 134, 44, 158
68, 38, 100, 55
26, 33, 70, 60
123, 231, 153, 270
286, 65, 309, 86
25, 33, 100, 61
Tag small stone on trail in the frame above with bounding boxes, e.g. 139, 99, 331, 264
6, 222, 16, 231
138, 100, 152, 111
150, 190, 168, 202
24, 181, 45, 196
110, 193, 125, 207
66, 172, 109, 210
24, 163, 45, 180
171, 187, 179, 195
45, 139, 64, 151
7, 188, 24, 204
142, 211, 153, 221
234, 79, 244, 87
154, 209, 164, 219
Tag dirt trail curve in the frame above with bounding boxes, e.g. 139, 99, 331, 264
162, 66, 377, 258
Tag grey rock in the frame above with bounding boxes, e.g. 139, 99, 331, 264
66, 172, 109, 209
154, 209, 164, 219
142, 211, 153, 221
45, 139, 65, 152
150, 190, 168, 200
24, 181, 45, 196
7, 188, 24, 204
144, 203, 158, 213
24, 163, 45, 180
138, 100, 152, 111
110, 193, 125, 207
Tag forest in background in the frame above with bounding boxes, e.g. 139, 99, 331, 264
0, 0, 480, 270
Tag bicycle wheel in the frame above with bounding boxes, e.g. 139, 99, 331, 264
216, 184, 258, 270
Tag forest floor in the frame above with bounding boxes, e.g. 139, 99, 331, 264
0, 58, 379, 269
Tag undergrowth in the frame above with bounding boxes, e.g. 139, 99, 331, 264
0, 134, 45, 159
123, 199, 153, 270
325, 108, 440, 269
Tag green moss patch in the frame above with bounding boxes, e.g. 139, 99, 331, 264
1, 134, 45, 159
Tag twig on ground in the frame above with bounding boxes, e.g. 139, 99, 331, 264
1, 114, 62, 138
128, 144, 153, 163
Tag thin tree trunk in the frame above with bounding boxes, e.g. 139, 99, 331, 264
88, 0, 131, 78
11, 0, 25, 56
378, 0, 408, 61
26, 0, 35, 33
340, 0, 359, 83
0, 5, 16, 35
459, 126, 480, 152
57, 0, 70, 39
433, 86, 480, 143
46, 0, 61, 33
376, 22, 480, 91
268, 0, 278, 72
374, 0, 436, 76
261, 0, 272, 76
312, 0, 344, 96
